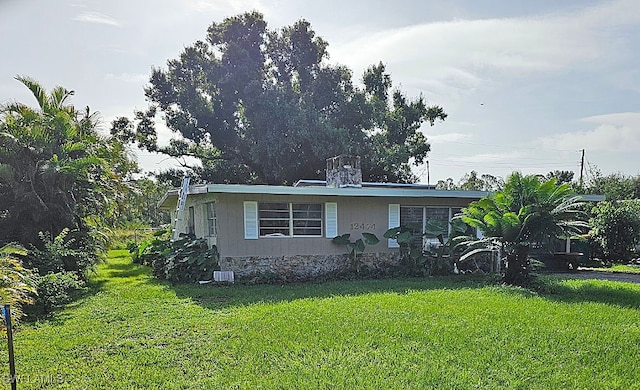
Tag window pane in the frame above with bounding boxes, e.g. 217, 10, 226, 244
425, 207, 449, 238
207, 202, 217, 236
259, 203, 289, 219
400, 206, 424, 247
292, 203, 322, 236
259, 203, 289, 236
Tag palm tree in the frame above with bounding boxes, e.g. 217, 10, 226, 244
1, 77, 90, 244
460, 172, 588, 285
0, 76, 136, 250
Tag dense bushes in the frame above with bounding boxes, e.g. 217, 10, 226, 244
19, 229, 98, 317
590, 200, 640, 262
0, 77, 140, 321
130, 231, 219, 283
30, 272, 85, 315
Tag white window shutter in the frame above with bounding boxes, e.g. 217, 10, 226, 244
325, 202, 338, 238
244, 201, 258, 239
388, 204, 400, 248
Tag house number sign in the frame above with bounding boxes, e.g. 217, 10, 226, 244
350, 223, 376, 230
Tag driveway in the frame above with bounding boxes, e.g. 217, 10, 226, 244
549, 270, 640, 284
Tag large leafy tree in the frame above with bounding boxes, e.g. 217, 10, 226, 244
114, 12, 446, 185
590, 200, 640, 262
0, 76, 136, 249
583, 168, 640, 201
460, 172, 587, 285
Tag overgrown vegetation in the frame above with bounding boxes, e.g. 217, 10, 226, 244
129, 231, 219, 283
590, 200, 640, 263
2, 251, 639, 388
385, 219, 478, 277
0, 77, 143, 319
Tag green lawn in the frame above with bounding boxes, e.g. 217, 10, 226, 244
588, 264, 640, 274
1, 250, 640, 389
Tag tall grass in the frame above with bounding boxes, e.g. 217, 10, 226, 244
0, 250, 638, 389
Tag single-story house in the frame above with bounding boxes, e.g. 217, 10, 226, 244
157, 156, 491, 280
157, 155, 604, 280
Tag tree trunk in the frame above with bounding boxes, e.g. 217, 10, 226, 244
504, 245, 531, 286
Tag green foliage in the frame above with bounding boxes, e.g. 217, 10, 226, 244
590, 200, 640, 262
0, 76, 137, 319
461, 172, 588, 286
130, 231, 220, 283
547, 170, 574, 185
0, 244, 36, 328
164, 237, 220, 283
584, 168, 640, 201
332, 232, 380, 272
0, 77, 138, 250
115, 179, 171, 228
118, 12, 446, 185
384, 225, 430, 276
29, 272, 85, 315
25, 229, 99, 279
436, 171, 503, 191
384, 219, 474, 277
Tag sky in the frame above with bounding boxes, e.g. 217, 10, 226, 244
1, 0, 639, 185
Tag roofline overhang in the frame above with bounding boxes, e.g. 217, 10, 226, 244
157, 183, 605, 210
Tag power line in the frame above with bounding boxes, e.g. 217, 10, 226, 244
429, 139, 581, 153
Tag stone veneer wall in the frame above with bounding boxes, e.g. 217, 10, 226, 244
220, 252, 402, 282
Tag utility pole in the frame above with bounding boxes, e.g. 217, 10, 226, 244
579, 149, 585, 188
426, 161, 430, 185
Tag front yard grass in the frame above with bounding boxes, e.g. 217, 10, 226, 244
587, 264, 640, 274
1, 250, 639, 389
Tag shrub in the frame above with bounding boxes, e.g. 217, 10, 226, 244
28, 272, 86, 315
130, 232, 220, 283
164, 237, 220, 283
25, 229, 100, 279
590, 200, 640, 262
0, 244, 36, 328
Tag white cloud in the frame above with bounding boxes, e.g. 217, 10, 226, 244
73, 11, 120, 26
539, 112, 640, 152
186, 0, 267, 13
428, 132, 472, 143
447, 150, 526, 164
329, 0, 639, 101
105, 73, 148, 85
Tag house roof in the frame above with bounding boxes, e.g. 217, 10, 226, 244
157, 183, 490, 209
157, 183, 605, 209
293, 179, 437, 189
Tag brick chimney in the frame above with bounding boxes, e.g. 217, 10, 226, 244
326, 155, 362, 188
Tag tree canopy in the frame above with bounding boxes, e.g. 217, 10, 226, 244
436, 170, 503, 191
113, 12, 446, 185
0, 76, 137, 248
